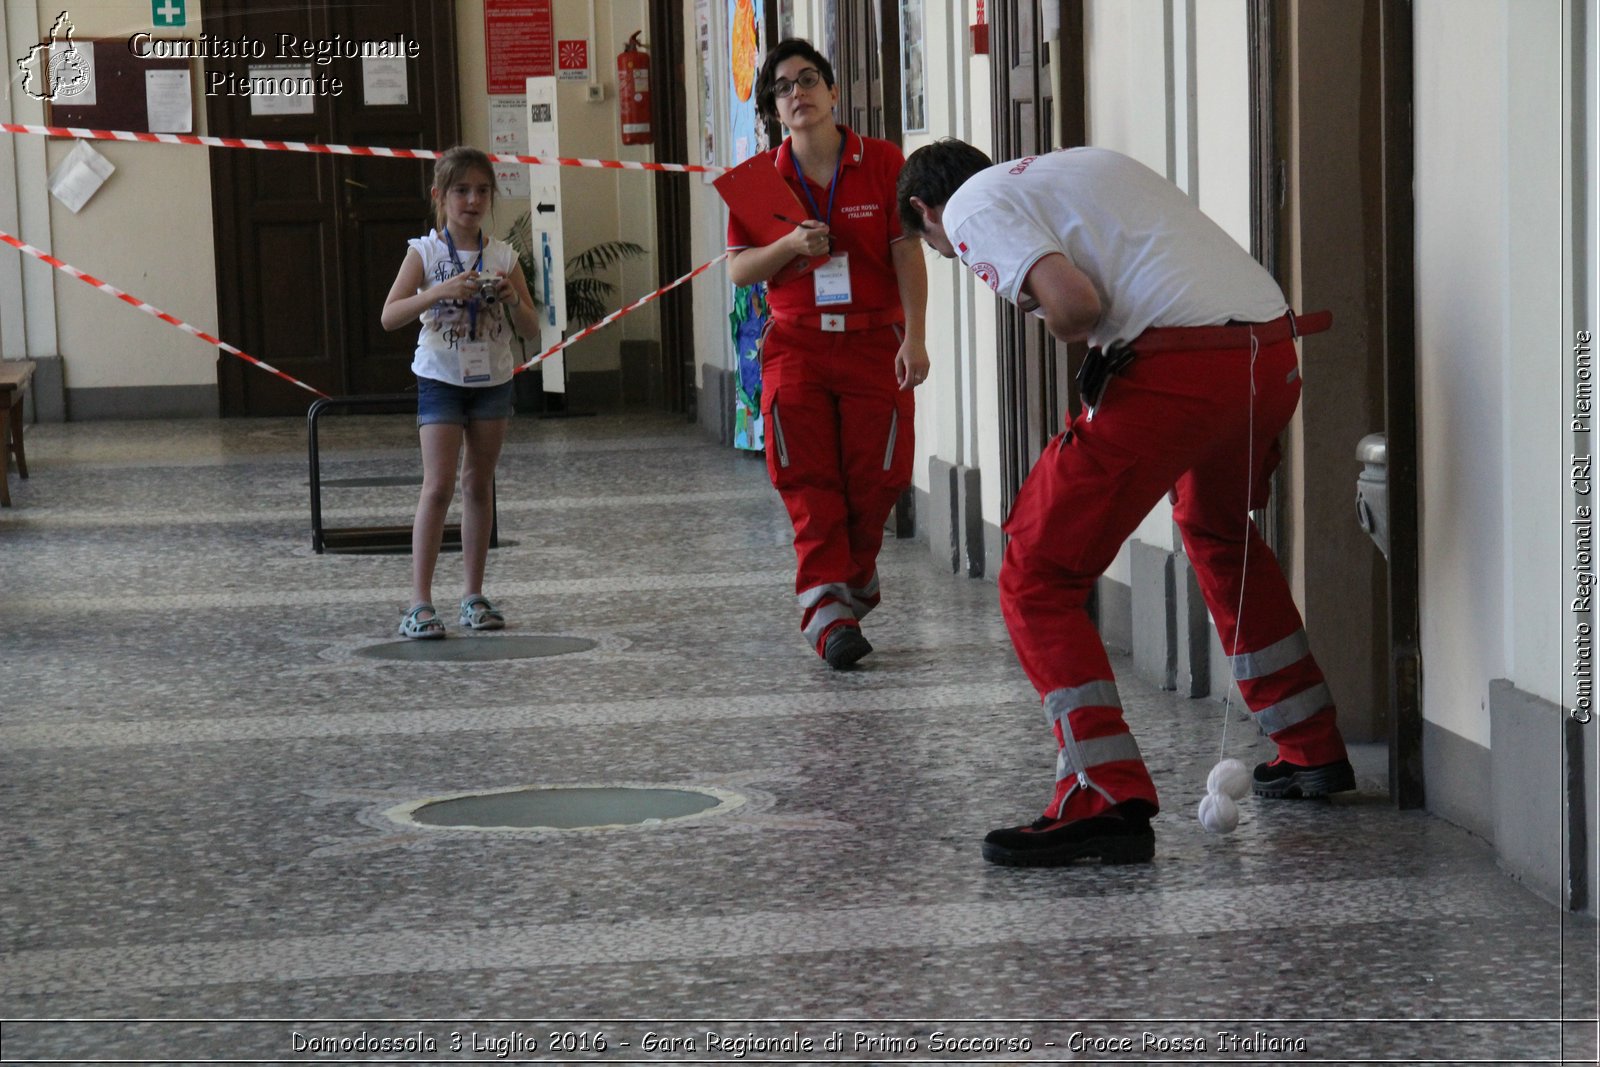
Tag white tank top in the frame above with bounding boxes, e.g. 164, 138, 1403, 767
407, 229, 520, 387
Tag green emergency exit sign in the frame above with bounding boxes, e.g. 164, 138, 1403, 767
153, 0, 186, 28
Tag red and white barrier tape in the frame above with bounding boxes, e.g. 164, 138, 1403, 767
515, 252, 730, 374
0, 228, 730, 399
1, 123, 727, 175
0, 230, 331, 400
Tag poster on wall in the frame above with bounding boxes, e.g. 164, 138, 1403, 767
361, 56, 409, 106
489, 96, 529, 199
485, 0, 554, 95
727, 0, 766, 451
727, 0, 763, 164
696, 0, 716, 176
900, 0, 926, 133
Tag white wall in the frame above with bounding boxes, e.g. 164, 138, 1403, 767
1084, 0, 1171, 176
13, 1, 218, 390
1502, 2, 1566, 704
1193, 0, 1251, 250
1415, 1, 1506, 744
1413, 0, 1573, 742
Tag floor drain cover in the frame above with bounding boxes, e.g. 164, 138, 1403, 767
357, 635, 596, 662
395, 786, 737, 830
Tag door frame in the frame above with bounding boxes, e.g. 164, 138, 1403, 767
989, 0, 1086, 511
650, 0, 695, 414
1378, 0, 1423, 809
1255, 0, 1419, 806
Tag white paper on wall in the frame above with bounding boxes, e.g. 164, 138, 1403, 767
490, 96, 529, 199
48, 140, 115, 214
362, 57, 409, 106
145, 69, 192, 133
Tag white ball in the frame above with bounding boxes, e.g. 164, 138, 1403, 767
1207, 758, 1252, 800
1198, 791, 1240, 834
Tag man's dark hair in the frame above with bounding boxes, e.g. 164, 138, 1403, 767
754, 38, 836, 127
897, 139, 995, 235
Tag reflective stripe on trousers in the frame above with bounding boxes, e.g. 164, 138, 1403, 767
1227, 628, 1336, 736
1043, 682, 1143, 813
1230, 629, 1311, 680
799, 583, 856, 647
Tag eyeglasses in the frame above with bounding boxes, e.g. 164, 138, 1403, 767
772, 68, 824, 99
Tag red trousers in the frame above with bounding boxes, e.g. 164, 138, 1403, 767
999, 337, 1348, 819
762, 320, 914, 653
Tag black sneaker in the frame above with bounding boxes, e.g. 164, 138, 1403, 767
1252, 756, 1357, 799
981, 802, 1157, 867
822, 626, 872, 670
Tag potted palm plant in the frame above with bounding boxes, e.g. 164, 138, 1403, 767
504, 211, 647, 414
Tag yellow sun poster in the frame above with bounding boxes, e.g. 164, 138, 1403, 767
727, 0, 764, 164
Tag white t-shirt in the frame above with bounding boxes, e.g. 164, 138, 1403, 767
942, 147, 1287, 348
408, 229, 521, 387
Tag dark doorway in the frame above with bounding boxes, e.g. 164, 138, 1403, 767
650, 0, 695, 415
206, 0, 459, 415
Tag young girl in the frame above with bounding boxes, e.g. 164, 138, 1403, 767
381, 146, 539, 639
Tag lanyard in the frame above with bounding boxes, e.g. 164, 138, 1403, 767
791, 136, 844, 228
443, 228, 485, 340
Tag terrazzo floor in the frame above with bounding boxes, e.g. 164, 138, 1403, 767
1, 410, 1595, 1065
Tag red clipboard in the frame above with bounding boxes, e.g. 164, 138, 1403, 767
713, 153, 829, 286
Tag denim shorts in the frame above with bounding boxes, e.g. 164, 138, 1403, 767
415, 376, 515, 426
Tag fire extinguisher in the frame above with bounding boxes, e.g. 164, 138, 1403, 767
617, 31, 652, 146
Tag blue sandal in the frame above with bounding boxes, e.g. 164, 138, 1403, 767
459, 594, 505, 631
398, 603, 446, 640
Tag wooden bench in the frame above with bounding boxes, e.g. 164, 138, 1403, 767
0, 359, 36, 507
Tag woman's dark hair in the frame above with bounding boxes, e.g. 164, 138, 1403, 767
896, 139, 995, 235
754, 38, 836, 126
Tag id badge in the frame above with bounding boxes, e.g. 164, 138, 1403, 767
813, 253, 852, 306
458, 340, 493, 383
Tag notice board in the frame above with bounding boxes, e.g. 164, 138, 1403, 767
46, 38, 193, 133
484, 0, 554, 94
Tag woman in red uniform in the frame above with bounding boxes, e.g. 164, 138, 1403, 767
727, 38, 929, 670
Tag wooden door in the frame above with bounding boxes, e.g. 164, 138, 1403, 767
832, 0, 900, 142
206, 0, 458, 415
989, 0, 1084, 509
